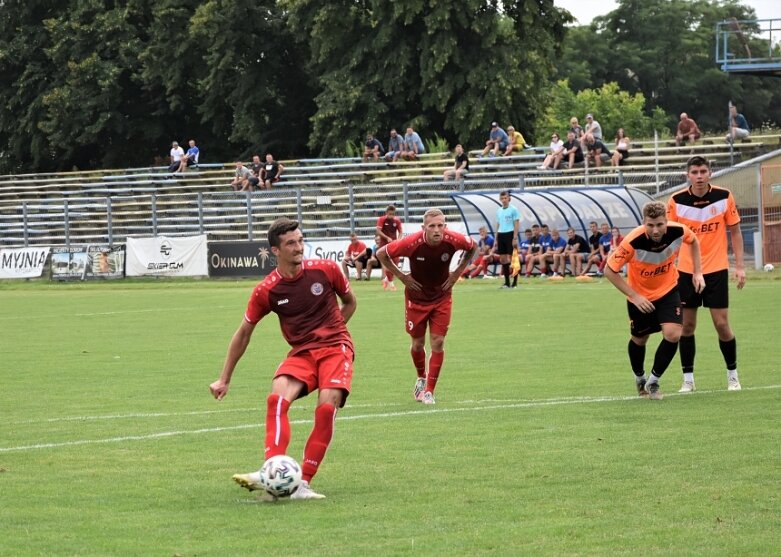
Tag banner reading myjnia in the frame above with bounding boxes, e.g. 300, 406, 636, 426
126, 235, 208, 277
0, 247, 50, 279
51, 245, 126, 280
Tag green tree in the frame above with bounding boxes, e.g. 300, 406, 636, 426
283, 0, 571, 155
0, 0, 60, 173
556, 0, 780, 133
539, 81, 668, 141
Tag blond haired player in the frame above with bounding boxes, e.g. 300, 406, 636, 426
667, 156, 746, 392
605, 202, 704, 399
377, 209, 477, 404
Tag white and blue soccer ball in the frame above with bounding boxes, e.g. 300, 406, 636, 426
764, 263, 775, 273
259, 455, 302, 497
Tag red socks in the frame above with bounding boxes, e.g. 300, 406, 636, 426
411, 348, 427, 378
302, 403, 337, 482
426, 351, 444, 393
265, 393, 291, 459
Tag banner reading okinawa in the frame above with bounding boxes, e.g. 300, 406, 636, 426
207, 241, 275, 278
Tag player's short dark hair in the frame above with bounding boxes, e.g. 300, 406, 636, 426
499, 190, 510, 197
386, 204, 396, 212
642, 201, 667, 220
686, 155, 710, 170
525, 228, 532, 233
268, 217, 300, 248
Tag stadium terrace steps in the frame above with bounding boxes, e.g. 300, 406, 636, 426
0, 135, 777, 246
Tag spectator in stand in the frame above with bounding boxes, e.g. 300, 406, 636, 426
385, 129, 404, 162
538, 132, 565, 170
563, 227, 590, 277
261, 153, 284, 189
675, 112, 702, 146
726, 105, 750, 144
569, 117, 584, 140
462, 226, 495, 279
363, 133, 384, 162
443, 144, 469, 183
177, 139, 200, 172
611, 128, 631, 167
557, 130, 584, 169
481, 122, 509, 158
524, 224, 542, 277
543, 229, 567, 278
504, 125, 528, 155
230, 161, 258, 192
581, 221, 604, 276
249, 154, 263, 179
168, 141, 185, 172
365, 234, 382, 280
581, 113, 603, 148
402, 126, 425, 160
341, 233, 371, 280
584, 133, 612, 168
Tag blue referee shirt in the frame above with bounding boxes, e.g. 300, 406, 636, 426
496, 205, 520, 234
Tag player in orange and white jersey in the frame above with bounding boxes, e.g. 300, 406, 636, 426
605, 201, 704, 399
667, 156, 746, 392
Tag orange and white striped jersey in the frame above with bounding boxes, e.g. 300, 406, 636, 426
606, 222, 696, 301
667, 185, 740, 274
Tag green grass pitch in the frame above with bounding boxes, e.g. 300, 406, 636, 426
1, 273, 779, 556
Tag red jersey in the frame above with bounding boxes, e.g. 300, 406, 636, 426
345, 240, 367, 258
376, 215, 403, 246
385, 229, 474, 304
244, 259, 353, 356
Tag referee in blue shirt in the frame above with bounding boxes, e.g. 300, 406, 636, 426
491, 191, 521, 288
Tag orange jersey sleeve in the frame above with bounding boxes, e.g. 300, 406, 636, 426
607, 222, 695, 301
667, 185, 740, 274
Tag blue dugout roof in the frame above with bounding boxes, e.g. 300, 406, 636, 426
450, 186, 654, 239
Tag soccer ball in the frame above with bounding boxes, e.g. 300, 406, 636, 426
259, 455, 302, 497
764, 263, 775, 272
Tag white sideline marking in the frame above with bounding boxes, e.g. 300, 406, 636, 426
2, 385, 778, 454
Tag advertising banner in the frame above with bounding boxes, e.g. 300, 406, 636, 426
126, 235, 208, 277
0, 247, 50, 279
50, 245, 125, 281
208, 241, 275, 278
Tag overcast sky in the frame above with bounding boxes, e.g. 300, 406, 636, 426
554, 0, 779, 26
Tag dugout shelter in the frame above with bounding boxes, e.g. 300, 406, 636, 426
450, 186, 654, 240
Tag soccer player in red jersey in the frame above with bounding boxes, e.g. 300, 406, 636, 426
209, 217, 357, 500
605, 201, 704, 400
667, 156, 746, 392
376, 204, 403, 290
376, 209, 477, 404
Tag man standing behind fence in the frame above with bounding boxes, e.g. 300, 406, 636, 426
667, 156, 746, 393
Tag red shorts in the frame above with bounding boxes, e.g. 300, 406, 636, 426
405, 297, 452, 338
275, 345, 354, 405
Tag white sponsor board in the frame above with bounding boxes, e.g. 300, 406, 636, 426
304, 222, 469, 276
0, 247, 50, 279
126, 235, 208, 277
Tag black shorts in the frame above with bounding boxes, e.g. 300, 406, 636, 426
496, 231, 515, 255
678, 269, 729, 309
627, 287, 682, 337
247, 176, 260, 187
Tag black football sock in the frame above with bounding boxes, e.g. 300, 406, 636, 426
651, 338, 679, 378
679, 335, 695, 375
719, 337, 737, 370
628, 340, 646, 377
